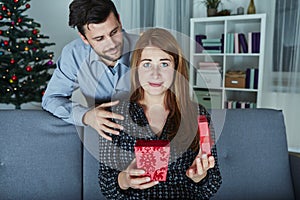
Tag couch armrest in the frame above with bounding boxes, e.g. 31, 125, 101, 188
290, 153, 300, 200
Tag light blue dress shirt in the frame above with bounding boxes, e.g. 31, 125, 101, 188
42, 31, 138, 126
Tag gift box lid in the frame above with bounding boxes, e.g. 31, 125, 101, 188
135, 140, 170, 147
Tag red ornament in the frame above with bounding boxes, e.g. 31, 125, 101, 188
0, 15, 3, 20
2, 6, 7, 11
3, 40, 9, 46
26, 66, 32, 72
0, 30, 3, 35
17, 18, 22, 23
10, 59, 15, 64
25, 4, 30, 9
14, 0, 19, 2
11, 75, 17, 81
27, 39, 33, 45
32, 29, 38, 35
11, 21, 15, 26
41, 91, 45, 96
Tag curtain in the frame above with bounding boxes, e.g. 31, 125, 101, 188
112, 0, 192, 35
269, 0, 300, 152
273, 0, 300, 93
113, 0, 192, 63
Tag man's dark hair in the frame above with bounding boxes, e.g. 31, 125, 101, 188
69, 0, 119, 36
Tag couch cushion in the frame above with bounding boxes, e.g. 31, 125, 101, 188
0, 110, 82, 200
82, 126, 106, 200
211, 109, 295, 200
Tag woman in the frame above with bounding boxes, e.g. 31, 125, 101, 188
98, 28, 222, 199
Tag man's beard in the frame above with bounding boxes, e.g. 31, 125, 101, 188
97, 44, 123, 64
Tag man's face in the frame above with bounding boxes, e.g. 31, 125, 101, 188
80, 12, 123, 66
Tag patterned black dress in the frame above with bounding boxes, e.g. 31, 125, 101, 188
98, 100, 222, 199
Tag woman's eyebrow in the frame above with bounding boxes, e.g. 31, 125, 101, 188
140, 59, 152, 62
160, 58, 171, 62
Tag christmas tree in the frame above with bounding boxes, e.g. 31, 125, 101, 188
0, 0, 56, 109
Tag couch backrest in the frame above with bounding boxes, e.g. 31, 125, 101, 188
0, 110, 83, 200
1, 109, 295, 200
211, 109, 295, 200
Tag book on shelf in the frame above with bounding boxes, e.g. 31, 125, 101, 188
226, 101, 256, 109
248, 32, 252, 53
198, 61, 221, 70
202, 46, 223, 51
248, 32, 261, 53
204, 49, 222, 54
254, 68, 259, 89
198, 62, 220, 67
195, 34, 206, 53
234, 33, 240, 53
202, 38, 221, 43
226, 33, 235, 53
252, 32, 261, 53
245, 68, 259, 89
221, 34, 224, 53
202, 42, 222, 47
238, 33, 248, 53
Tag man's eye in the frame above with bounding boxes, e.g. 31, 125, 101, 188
95, 37, 104, 42
161, 62, 169, 68
143, 63, 151, 68
111, 28, 120, 37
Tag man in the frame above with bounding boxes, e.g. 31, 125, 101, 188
42, 0, 138, 140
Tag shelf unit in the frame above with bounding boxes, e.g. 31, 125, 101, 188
190, 14, 266, 109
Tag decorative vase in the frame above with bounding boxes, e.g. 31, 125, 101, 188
247, 0, 256, 14
207, 8, 217, 17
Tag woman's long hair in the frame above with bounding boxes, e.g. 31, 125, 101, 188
130, 28, 199, 152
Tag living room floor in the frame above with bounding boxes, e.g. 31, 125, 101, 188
289, 152, 300, 157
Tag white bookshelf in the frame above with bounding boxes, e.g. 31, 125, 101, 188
190, 14, 266, 109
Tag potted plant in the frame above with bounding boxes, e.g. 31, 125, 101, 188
202, 0, 221, 17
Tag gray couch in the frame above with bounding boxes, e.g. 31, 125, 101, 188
0, 109, 299, 200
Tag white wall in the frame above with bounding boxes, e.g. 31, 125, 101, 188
27, 0, 78, 61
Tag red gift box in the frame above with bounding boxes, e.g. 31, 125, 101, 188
134, 140, 170, 182
198, 115, 213, 156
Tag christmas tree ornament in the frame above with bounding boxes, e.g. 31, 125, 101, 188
11, 75, 17, 81
47, 60, 53, 65
27, 39, 33, 45
26, 66, 32, 72
32, 29, 38, 35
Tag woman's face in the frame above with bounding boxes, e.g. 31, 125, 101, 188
138, 46, 175, 97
